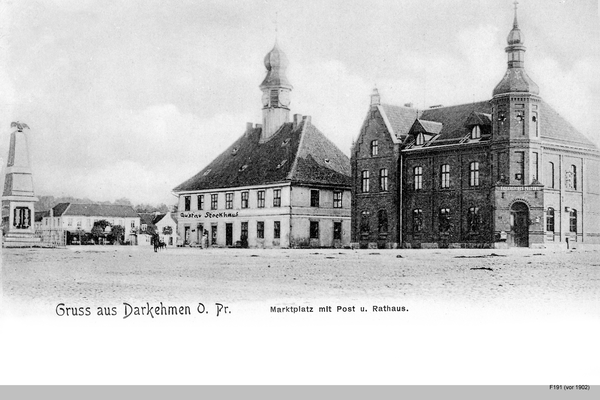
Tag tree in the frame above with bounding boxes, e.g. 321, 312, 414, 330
110, 225, 125, 244
91, 219, 112, 244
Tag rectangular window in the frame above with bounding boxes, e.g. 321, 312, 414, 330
412, 209, 423, 233
68, 218, 73, 226
184, 196, 191, 211
310, 221, 319, 239
241, 222, 248, 240
197, 195, 204, 210
532, 152, 539, 182
257, 221, 264, 239
516, 151, 525, 183
379, 168, 388, 191
439, 208, 451, 233
270, 89, 278, 106
225, 193, 233, 209
469, 162, 480, 187
273, 189, 281, 207
413, 166, 423, 190
257, 191, 265, 208
333, 221, 342, 240
546, 208, 555, 232
310, 190, 320, 207
241, 192, 249, 209
572, 165, 578, 190
274, 221, 280, 239
549, 162, 555, 188
361, 170, 370, 192
441, 164, 450, 188
131, 220, 135, 228
333, 191, 342, 208
570, 209, 577, 233
211, 194, 218, 210
371, 140, 378, 156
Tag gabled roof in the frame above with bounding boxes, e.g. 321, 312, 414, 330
52, 203, 138, 218
35, 210, 50, 222
380, 104, 421, 139
411, 119, 443, 135
173, 119, 351, 192
419, 101, 492, 142
539, 100, 596, 148
466, 112, 492, 126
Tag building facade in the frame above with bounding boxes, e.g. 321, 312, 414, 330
173, 43, 352, 248
351, 7, 600, 249
39, 203, 140, 245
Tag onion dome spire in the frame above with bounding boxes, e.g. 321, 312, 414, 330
493, 1, 539, 97
260, 41, 292, 90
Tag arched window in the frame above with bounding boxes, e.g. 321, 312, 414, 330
361, 170, 370, 192
413, 166, 423, 190
378, 210, 388, 234
441, 164, 450, 188
572, 165, 577, 190
412, 209, 423, 233
360, 211, 370, 234
471, 125, 481, 139
548, 162, 555, 188
546, 207, 555, 232
415, 133, 424, 146
467, 207, 480, 232
439, 208, 451, 233
379, 168, 389, 191
469, 161, 480, 187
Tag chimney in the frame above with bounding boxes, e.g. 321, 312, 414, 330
302, 115, 311, 126
246, 122, 253, 132
293, 114, 303, 129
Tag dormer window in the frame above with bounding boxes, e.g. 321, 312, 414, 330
276, 160, 287, 169
231, 148, 238, 155
471, 125, 481, 140
415, 133, 424, 146
203, 169, 211, 176
239, 164, 248, 172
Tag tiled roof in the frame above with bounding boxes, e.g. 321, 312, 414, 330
380, 104, 421, 139
539, 100, 595, 148
419, 101, 492, 141
34, 210, 50, 222
173, 119, 351, 192
52, 203, 138, 218
416, 120, 443, 134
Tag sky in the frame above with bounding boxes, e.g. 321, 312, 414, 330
0, 0, 598, 206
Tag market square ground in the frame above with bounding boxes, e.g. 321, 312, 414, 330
1, 246, 598, 320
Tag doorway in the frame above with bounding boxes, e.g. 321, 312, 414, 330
510, 202, 529, 247
225, 223, 233, 246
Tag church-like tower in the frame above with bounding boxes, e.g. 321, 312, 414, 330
491, 1, 541, 186
260, 41, 292, 142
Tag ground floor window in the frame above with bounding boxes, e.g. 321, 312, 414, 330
569, 209, 577, 233
439, 208, 451, 233
467, 207, 480, 232
211, 225, 217, 244
412, 209, 423, 233
310, 221, 319, 239
257, 221, 265, 238
274, 221, 280, 239
378, 210, 388, 233
546, 207, 555, 232
333, 222, 342, 240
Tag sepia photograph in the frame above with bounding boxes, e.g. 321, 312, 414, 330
0, 0, 599, 387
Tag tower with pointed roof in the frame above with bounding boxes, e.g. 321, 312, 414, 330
491, 1, 542, 189
260, 41, 293, 142
351, 3, 600, 250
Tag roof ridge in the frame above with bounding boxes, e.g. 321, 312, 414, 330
287, 119, 309, 180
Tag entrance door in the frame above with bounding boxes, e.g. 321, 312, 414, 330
184, 226, 190, 245
225, 223, 233, 246
197, 224, 204, 244
211, 225, 217, 246
510, 202, 529, 247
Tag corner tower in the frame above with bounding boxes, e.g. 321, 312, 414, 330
260, 41, 292, 142
491, 1, 541, 186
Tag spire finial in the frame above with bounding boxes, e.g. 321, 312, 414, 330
513, 0, 519, 27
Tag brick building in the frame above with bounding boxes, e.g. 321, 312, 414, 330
173, 42, 351, 248
351, 6, 600, 249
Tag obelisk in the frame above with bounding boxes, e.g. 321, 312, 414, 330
2, 122, 41, 247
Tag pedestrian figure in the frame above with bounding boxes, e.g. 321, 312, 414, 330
202, 230, 209, 249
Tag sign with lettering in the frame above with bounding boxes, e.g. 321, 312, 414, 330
180, 211, 240, 219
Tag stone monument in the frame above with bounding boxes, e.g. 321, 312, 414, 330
2, 122, 41, 247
